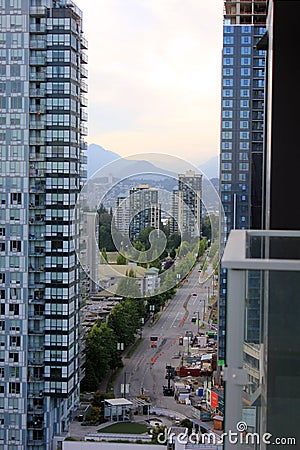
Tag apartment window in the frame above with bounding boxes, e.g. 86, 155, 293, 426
10, 241, 21, 253
241, 26, 250, 34
240, 132, 249, 139
240, 142, 249, 149
223, 68, 233, 76
9, 336, 20, 347
222, 110, 232, 118
222, 163, 232, 171
223, 58, 233, 66
240, 90, 250, 98
241, 58, 250, 66
222, 100, 233, 108
9, 352, 18, 362
224, 26, 233, 34
222, 121, 232, 129
241, 36, 251, 44
239, 163, 249, 171
241, 68, 250, 76
240, 111, 249, 118
223, 79, 233, 86
9, 304, 19, 316
222, 153, 232, 161
223, 89, 233, 97
241, 47, 251, 55
222, 132, 232, 139
240, 100, 249, 108
9, 382, 20, 394
240, 121, 249, 129
0, 320, 4, 330
224, 47, 233, 55
10, 65, 20, 77
10, 97, 22, 109
222, 142, 232, 149
241, 79, 250, 87
10, 193, 21, 205
240, 153, 249, 160
9, 366, 19, 379
10, 48, 23, 60
224, 36, 234, 44
11, 81, 21, 93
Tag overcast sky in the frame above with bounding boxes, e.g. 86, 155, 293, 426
75, 0, 224, 165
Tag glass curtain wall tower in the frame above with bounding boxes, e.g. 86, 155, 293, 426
219, 0, 266, 364
0, 0, 87, 448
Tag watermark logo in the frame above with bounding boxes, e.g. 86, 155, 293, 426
156, 422, 296, 446
73, 153, 224, 297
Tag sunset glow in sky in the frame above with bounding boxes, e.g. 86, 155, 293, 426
75, 0, 224, 165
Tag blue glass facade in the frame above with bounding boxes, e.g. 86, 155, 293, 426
219, 2, 266, 363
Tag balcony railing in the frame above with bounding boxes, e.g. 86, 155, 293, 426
81, 81, 88, 93
30, 39, 46, 50
80, 96, 88, 107
81, 66, 88, 78
30, 6, 47, 16
30, 23, 46, 33
81, 52, 88, 64
29, 88, 46, 97
29, 72, 46, 82
30, 56, 46, 66
81, 36, 88, 49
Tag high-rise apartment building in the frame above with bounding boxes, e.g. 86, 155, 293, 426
172, 171, 202, 239
219, 0, 267, 363
127, 185, 161, 241
222, 2, 300, 448
0, 1, 87, 448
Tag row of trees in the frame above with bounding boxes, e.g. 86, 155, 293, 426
81, 287, 176, 392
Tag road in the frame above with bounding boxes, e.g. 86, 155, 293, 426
114, 254, 216, 416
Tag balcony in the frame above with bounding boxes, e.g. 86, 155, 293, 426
29, 105, 46, 115
30, 23, 46, 33
80, 96, 88, 107
80, 141, 88, 151
30, 6, 47, 16
80, 154, 87, 165
222, 230, 300, 448
30, 39, 46, 50
81, 36, 88, 49
80, 124, 88, 136
30, 56, 46, 66
81, 81, 88, 93
29, 88, 46, 97
80, 66, 88, 78
29, 137, 45, 146
30, 72, 46, 82
81, 52, 88, 64
81, 110, 88, 122
30, 120, 45, 130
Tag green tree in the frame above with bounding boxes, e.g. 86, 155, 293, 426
81, 322, 118, 391
116, 253, 127, 265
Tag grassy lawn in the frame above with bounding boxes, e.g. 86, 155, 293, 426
98, 422, 149, 434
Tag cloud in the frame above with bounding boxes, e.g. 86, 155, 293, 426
76, 0, 223, 164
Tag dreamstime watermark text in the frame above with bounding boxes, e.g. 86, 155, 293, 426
156, 422, 296, 446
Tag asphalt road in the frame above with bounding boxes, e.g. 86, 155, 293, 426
114, 254, 216, 416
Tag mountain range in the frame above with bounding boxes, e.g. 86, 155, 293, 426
87, 143, 219, 180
